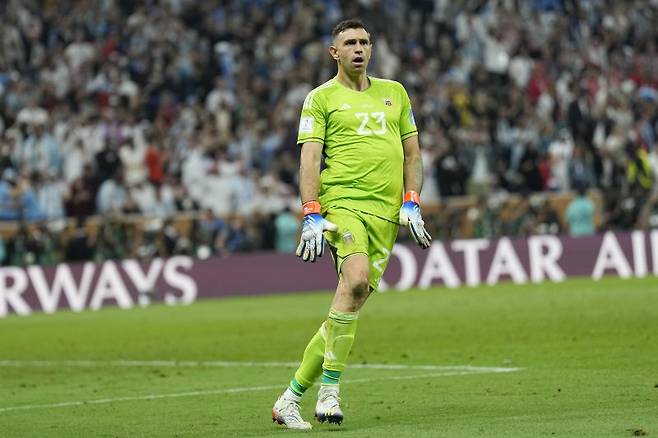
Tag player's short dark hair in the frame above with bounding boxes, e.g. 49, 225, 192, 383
331, 19, 368, 40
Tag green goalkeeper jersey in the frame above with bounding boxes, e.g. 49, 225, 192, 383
297, 76, 418, 223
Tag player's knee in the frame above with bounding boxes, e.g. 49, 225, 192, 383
348, 272, 369, 300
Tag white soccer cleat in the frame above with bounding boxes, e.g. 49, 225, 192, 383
315, 385, 344, 425
272, 395, 313, 430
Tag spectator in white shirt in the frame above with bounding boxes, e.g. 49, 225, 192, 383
36, 170, 66, 220
96, 169, 128, 214
119, 139, 147, 186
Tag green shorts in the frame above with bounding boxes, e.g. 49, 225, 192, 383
323, 207, 399, 292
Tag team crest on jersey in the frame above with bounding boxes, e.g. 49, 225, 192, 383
383, 98, 392, 106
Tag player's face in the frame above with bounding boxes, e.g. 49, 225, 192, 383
330, 28, 372, 74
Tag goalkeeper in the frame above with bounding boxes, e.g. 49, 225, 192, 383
272, 19, 431, 430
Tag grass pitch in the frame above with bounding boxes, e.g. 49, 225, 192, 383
0, 277, 657, 437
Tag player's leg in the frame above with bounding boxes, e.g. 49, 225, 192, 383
320, 211, 398, 384
364, 213, 399, 293
330, 253, 371, 312
272, 327, 323, 430
272, 209, 366, 429
314, 213, 399, 424
315, 209, 370, 424
316, 253, 369, 424
316, 213, 397, 420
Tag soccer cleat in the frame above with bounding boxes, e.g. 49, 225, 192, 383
315, 385, 343, 425
272, 395, 313, 430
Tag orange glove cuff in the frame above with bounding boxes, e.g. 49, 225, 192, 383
302, 200, 321, 215
404, 191, 421, 204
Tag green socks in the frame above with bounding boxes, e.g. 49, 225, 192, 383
291, 322, 327, 394
288, 308, 359, 396
323, 308, 358, 376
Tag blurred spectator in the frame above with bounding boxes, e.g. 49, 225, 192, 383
625, 144, 654, 197
530, 195, 562, 236
6, 222, 39, 265
169, 175, 198, 212
0, 137, 16, 173
131, 181, 156, 216
597, 148, 625, 192
435, 144, 467, 197
136, 220, 164, 259
217, 214, 251, 255
467, 195, 503, 238
190, 209, 224, 258
95, 139, 121, 184
503, 196, 535, 237
602, 190, 637, 231
62, 138, 89, 183
35, 170, 66, 220
64, 165, 97, 218
256, 212, 277, 251
546, 128, 574, 191
33, 222, 59, 266
160, 218, 183, 256
16, 96, 48, 126
274, 207, 300, 253
252, 173, 294, 215
568, 145, 596, 190
518, 140, 544, 192
638, 191, 658, 229
0, 168, 43, 221
565, 186, 596, 237
206, 77, 237, 116
96, 169, 128, 214
93, 218, 129, 261
119, 139, 147, 186
136, 218, 184, 258
145, 139, 165, 185
16, 122, 62, 174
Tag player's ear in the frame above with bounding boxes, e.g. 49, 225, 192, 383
328, 45, 339, 61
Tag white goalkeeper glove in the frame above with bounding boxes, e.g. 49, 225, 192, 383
399, 190, 432, 249
296, 200, 338, 262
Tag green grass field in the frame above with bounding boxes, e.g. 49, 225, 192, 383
1, 277, 657, 437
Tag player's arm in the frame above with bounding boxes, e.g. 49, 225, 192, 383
399, 134, 432, 249
295, 89, 337, 262
299, 141, 323, 204
402, 134, 423, 194
296, 142, 338, 262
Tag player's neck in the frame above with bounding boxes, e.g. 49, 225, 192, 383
335, 69, 370, 91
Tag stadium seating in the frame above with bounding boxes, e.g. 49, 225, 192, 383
0, 0, 655, 266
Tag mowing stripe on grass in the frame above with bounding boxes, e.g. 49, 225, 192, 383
0, 366, 520, 414
0, 359, 517, 374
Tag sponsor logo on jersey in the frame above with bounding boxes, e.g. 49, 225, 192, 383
339, 103, 352, 110
299, 116, 314, 133
384, 98, 392, 106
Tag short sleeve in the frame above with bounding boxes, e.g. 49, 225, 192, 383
399, 85, 418, 141
297, 90, 326, 145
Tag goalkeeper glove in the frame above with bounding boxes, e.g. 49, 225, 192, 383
296, 200, 338, 262
399, 190, 432, 249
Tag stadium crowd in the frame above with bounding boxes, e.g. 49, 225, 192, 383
0, 0, 657, 265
